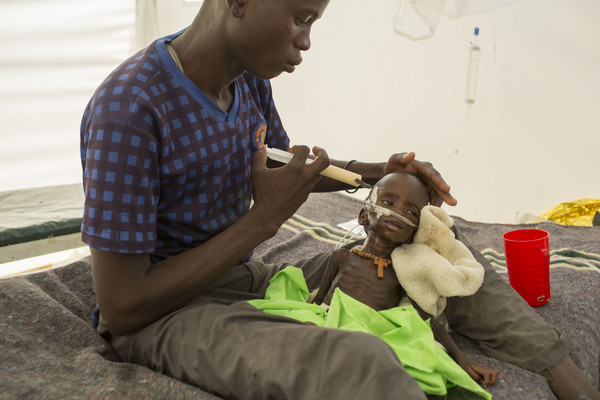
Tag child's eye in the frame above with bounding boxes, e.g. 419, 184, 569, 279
382, 200, 393, 206
407, 209, 417, 216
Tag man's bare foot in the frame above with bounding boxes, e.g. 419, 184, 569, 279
543, 356, 600, 400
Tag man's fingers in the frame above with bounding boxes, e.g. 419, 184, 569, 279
252, 146, 268, 169
401, 151, 415, 164
286, 145, 329, 179
384, 152, 414, 175
310, 146, 330, 174
441, 191, 457, 207
428, 182, 457, 207
430, 193, 443, 207
287, 145, 311, 167
418, 164, 457, 207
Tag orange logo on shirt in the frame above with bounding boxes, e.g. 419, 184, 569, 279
254, 124, 267, 148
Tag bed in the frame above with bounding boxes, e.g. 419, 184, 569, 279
1, 192, 598, 399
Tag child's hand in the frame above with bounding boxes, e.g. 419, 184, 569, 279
458, 357, 499, 388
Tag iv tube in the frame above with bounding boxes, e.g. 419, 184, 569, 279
466, 27, 480, 103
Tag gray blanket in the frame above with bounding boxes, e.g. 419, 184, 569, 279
1, 192, 599, 400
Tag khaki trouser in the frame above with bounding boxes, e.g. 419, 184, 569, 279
445, 225, 571, 373
98, 226, 571, 399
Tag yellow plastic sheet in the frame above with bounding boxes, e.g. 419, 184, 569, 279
541, 198, 600, 226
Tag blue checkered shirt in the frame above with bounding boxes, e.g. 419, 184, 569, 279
80, 31, 290, 263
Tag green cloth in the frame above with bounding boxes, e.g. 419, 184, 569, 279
248, 266, 492, 399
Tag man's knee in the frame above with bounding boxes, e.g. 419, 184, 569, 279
311, 329, 427, 399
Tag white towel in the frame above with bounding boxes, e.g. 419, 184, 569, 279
391, 205, 484, 317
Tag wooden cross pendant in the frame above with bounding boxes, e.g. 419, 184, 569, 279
350, 248, 393, 279
373, 257, 391, 278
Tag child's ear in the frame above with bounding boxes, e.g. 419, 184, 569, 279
358, 208, 369, 226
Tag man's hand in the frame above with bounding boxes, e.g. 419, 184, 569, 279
251, 145, 330, 228
384, 152, 457, 207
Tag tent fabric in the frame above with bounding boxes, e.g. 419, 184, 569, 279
0, 1, 135, 192
394, 0, 529, 40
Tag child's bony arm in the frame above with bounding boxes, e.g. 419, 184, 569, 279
311, 249, 343, 305
409, 299, 499, 387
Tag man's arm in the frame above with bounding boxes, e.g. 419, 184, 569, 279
310, 149, 457, 207
310, 158, 385, 193
92, 145, 329, 336
91, 209, 277, 336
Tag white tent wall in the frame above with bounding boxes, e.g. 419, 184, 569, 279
0, 0, 598, 224
0, 0, 136, 192
270, 0, 599, 223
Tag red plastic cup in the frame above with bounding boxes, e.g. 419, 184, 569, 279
502, 229, 550, 306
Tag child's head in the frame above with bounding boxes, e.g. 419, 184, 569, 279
358, 172, 430, 245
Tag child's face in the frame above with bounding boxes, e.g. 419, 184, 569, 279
230, 0, 330, 79
360, 173, 430, 245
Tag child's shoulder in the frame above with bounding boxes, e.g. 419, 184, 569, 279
331, 247, 351, 258
326, 248, 351, 268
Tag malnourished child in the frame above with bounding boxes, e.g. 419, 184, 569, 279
251, 172, 499, 398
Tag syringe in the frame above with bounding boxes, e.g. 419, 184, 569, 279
266, 147, 372, 189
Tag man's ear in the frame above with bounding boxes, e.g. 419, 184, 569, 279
226, 0, 246, 18
358, 208, 369, 226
